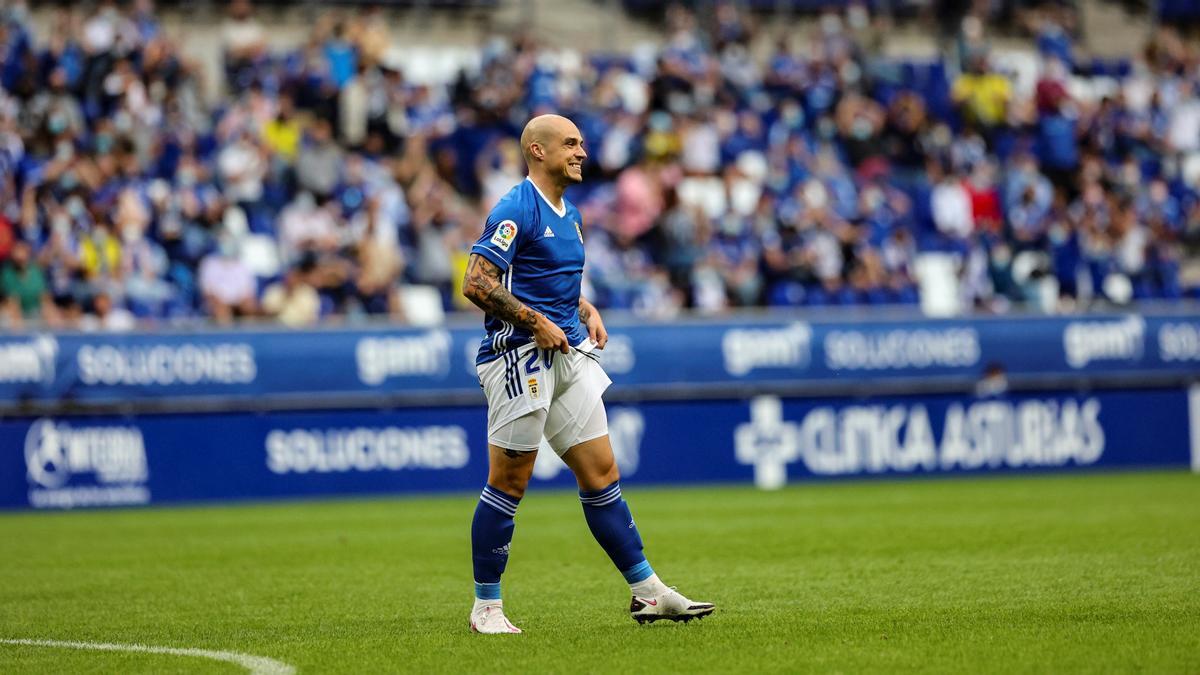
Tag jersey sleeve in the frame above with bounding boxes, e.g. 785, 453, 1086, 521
471, 203, 526, 271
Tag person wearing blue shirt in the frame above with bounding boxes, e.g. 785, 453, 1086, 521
461, 114, 714, 634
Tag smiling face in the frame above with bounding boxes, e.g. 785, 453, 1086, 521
522, 115, 587, 186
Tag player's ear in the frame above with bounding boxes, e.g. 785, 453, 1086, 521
530, 142, 544, 161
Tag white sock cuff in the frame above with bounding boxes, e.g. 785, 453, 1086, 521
630, 573, 668, 597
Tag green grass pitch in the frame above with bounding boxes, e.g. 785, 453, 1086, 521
1, 470, 1198, 673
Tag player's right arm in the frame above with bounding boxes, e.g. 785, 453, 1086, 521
462, 253, 569, 353
466, 204, 569, 353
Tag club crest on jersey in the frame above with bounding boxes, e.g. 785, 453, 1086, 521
491, 220, 517, 251
574, 221, 583, 241
527, 378, 539, 399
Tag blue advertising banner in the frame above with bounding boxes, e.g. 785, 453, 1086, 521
1, 312, 1199, 410
3, 387, 1194, 510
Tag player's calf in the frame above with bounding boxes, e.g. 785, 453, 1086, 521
576, 480, 716, 624
470, 483, 522, 633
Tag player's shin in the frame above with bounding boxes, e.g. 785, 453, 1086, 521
471, 484, 520, 602
579, 481, 668, 596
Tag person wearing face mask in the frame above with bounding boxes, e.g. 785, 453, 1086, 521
709, 213, 762, 307
29, 68, 84, 139
120, 219, 174, 318
40, 205, 84, 315
835, 92, 885, 169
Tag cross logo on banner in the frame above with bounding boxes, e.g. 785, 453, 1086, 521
734, 396, 800, 490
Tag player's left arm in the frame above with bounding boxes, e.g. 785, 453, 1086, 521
579, 296, 607, 349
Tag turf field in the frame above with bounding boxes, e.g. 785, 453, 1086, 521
1, 470, 1197, 674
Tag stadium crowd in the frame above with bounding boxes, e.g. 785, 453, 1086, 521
0, 0, 1198, 329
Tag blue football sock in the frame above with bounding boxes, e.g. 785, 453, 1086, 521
579, 481, 654, 583
472, 484, 520, 600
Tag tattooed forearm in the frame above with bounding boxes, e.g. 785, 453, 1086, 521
578, 298, 592, 324
484, 284, 539, 328
462, 254, 540, 328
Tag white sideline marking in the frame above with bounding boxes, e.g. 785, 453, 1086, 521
1190, 386, 1200, 473
0, 638, 296, 675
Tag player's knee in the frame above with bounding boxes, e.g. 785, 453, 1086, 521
577, 453, 619, 491
487, 473, 529, 499
600, 457, 620, 485
487, 460, 533, 499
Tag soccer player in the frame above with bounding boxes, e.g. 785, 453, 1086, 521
461, 114, 715, 634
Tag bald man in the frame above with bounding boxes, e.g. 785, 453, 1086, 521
461, 115, 714, 633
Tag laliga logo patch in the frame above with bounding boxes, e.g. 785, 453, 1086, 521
527, 377, 539, 399
491, 220, 517, 251
574, 221, 583, 242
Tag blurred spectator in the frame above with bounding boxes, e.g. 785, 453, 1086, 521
354, 200, 404, 316
1, 240, 49, 325
278, 191, 337, 266
952, 53, 1011, 142
932, 163, 974, 241
218, 128, 266, 213
79, 220, 122, 294
477, 139, 524, 209
323, 19, 357, 89
222, 0, 266, 93
1035, 60, 1080, 192
296, 118, 342, 199
262, 266, 319, 327
80, 290, 135, 332
121, 192, 175, 317
340, 62, 370, 147
199, 235, 257, 324
28, 68, 84, 139
835, 93, 886, 169
1111, 202, 1148, 280
615, 159, 665, 241
262, 94, 301, 163
1167, 81, 1200, 156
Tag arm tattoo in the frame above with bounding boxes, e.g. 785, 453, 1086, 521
578, 298, 592, 324
462, 254, 539, 329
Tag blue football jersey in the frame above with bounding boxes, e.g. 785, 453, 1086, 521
471, 178, 588, 365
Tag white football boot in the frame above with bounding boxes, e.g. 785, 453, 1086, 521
469, 602, 522, 634
630, 587, 715, 624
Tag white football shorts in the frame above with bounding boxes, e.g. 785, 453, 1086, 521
477, 339, 612, 455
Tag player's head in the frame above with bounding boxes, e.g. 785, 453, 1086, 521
520, 114, 586, 185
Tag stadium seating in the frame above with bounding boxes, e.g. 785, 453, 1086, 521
0, 0, 1196, 331
1158, 0, 1200, 22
